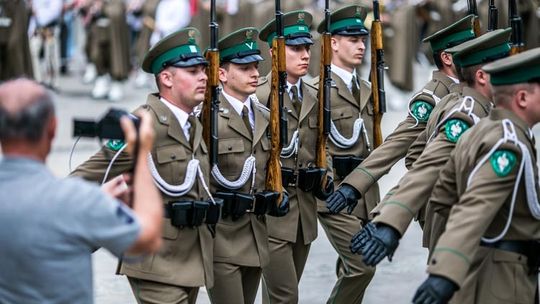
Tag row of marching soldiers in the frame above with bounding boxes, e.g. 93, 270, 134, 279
67, 1, 540, 303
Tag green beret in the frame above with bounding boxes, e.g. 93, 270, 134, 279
142, 27, 207, 75
259, 10, 313, 47
483, 47, 540, 85
423, 15, 476, 53
448, 28, 511, 68
218, 27, 264, 64
316, 5, 369, 36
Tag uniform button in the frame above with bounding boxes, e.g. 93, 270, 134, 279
340, 113, 344, 117
431, 259, 437, 265
171, 154, 176, 160
518, 256, 522, 261
299, 163, 303, 167
160, 116, 167, 122
228, 146, 232, 151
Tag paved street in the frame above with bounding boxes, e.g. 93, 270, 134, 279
40, 61, 540, 303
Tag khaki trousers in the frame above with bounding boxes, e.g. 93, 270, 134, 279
261, 226, 311, 304
318, 212, 376, 304
128, 277, 199, 304
208, 263, 261, 304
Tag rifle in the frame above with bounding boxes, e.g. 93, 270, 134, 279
370, 0, 386, 148
265, 0, 287, 206
467, 0, 481, 36
509, 0, 524, 55
316, 0, 331, 187
202, 0, 219, 167
487, 0, 498, 31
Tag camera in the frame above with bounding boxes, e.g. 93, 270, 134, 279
73, 108, 140, 140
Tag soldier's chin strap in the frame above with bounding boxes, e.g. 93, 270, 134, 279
427, 96, 480, 143
467, 119, 540, 244
211, 155, 256, 190
329, 115, 371, 151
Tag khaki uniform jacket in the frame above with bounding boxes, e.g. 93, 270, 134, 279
255, 73, 332, 244
89, 0, 130, 79
373, 87, 493, 243
211, 95, 270, 268
71, 94, 214, 288
427, 108, 540, 288
342, 71, 456, 205
306, 72, 379, 220
0, 0, 33, 80
134, 0, 160, 66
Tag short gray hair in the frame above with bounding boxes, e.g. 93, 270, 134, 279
0, 92, 55, 142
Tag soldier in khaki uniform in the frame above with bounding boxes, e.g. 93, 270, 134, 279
352, 29, 514, 267
326, 16, 477, 224
256, 11, 334, 303
413, 47, 540, 304
0, 0, 33, 80
86, 0, 131, 101
305, 5, 377, 303
72, 28, 215, 304
207, 27, 282, 304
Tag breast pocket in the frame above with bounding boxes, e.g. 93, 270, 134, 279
331, 106, 355, 136
218, 138, 246, 177
155, 145, 187, 184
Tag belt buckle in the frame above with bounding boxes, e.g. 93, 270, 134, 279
245, 195, 256, 213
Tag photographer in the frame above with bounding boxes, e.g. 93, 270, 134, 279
0, 78, 162, 303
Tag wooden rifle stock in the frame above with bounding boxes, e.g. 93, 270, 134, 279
202, 0, 219, 167
370, 0, 385, 148
509, 0, 524, 55
266, 0, 286, 205
316, 0, 331, 187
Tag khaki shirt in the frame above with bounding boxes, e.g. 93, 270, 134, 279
255, 73, 332, 244
341, 71, 456, 205
306, 72, 379, 220
427, 108, 539, 287
373, 87, 493, 244
210, 95, 270, 268
71, 94, 214, 288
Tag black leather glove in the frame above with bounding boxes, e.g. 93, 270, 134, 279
267, 192, 289, 217
361, 223, 400, 266
326, 184, 361, 214
412, 275, 458, 304
314, 175, 334, 200
350, 221, 377, 254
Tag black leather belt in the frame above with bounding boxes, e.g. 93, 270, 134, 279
480, 240, 532, 256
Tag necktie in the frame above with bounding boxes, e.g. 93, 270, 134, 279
351, 74, 360, 102
187, 115, 197, 146
242, 105, 252, 133
290, 85, 301, 114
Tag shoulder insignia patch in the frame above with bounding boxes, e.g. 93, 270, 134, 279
107, 139, 125, 151
490, 150, 517, 177
410, 101, 433, 122
444, 119, 469, 143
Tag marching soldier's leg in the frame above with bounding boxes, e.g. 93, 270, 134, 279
319, 213, 375, 304
128, 277, 199, 304
208, 263, 248, 304
29, 32, 43, 83
241, 266, 263, 304
262, 238, 300, 304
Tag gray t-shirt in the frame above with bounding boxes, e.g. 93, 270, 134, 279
0, 157, 140, 304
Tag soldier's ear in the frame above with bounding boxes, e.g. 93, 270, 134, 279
476, 69, 488, 87
331, 36, 339, 52
440, 51, 453, 67
218, 67, 227, 83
